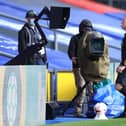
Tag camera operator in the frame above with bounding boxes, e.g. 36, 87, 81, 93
68, 19, 94, 117
77, 27, 110, 117
18, 10, 47, 65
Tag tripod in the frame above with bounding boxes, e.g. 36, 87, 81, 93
60, 81, 89, 116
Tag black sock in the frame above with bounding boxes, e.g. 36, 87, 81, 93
124, 97, 126, 112
119, 87, 126, 112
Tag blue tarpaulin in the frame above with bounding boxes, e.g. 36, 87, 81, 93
86, 80, 125, 118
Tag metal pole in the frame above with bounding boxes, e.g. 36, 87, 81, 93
54, 31, 58, 50
108, 0, 114, 6
0, 51, 15, 58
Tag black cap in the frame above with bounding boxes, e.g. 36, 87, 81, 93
79, 19, 93, 32
25, 10, 37, 18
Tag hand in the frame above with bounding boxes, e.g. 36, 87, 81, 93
116, 84, 123, 90
72, 57, 77, 64
39, 47, 45, 55
116, 65, 126, 73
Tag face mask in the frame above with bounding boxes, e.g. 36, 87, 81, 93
29, 19, 35, 26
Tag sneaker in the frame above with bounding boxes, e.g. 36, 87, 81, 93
117, 112, 126, 118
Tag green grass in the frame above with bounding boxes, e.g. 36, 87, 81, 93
44, 118, 126, 126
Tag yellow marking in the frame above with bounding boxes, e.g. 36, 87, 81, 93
57, 71, 77, 101
47, 72, 51, 102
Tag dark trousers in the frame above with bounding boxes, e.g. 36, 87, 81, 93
73, 68, 85, 115
116, 68, 126, 112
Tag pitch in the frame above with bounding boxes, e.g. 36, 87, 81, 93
44, 118, 126, 126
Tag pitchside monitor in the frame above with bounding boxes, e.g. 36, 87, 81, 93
49, 6, 70, 29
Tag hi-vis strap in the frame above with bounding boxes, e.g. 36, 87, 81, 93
82, 31, 90, 48
24, 27, 32, 46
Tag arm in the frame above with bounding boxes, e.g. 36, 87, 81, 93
121, 40, 126, 66
116, 39, 126, 73
18, 29, 27, 54
105, 43, 109, 58
68, 36, 77, 60
104, 43, 110, 66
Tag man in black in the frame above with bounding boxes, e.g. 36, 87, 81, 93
18, 10, 47, 65
68, 19, 93, 117
116, 16, 126, 117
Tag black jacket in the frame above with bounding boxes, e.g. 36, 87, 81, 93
68, 28, 92, 68
18, 23, 47, 64
68, 33, 81, 59
121, 33, 126, 65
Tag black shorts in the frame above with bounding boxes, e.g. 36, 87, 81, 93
116, 68, 126, 86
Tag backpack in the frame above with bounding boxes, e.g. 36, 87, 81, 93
78, 31, 110, 82
82, 31, 105, 60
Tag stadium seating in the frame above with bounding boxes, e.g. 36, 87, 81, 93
58, 0, 126, 13
0, 0, 125, 68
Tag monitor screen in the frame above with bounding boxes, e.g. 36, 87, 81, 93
50, 7, 70, 29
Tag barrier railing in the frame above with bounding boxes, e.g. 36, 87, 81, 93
0, 51, 15, 58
